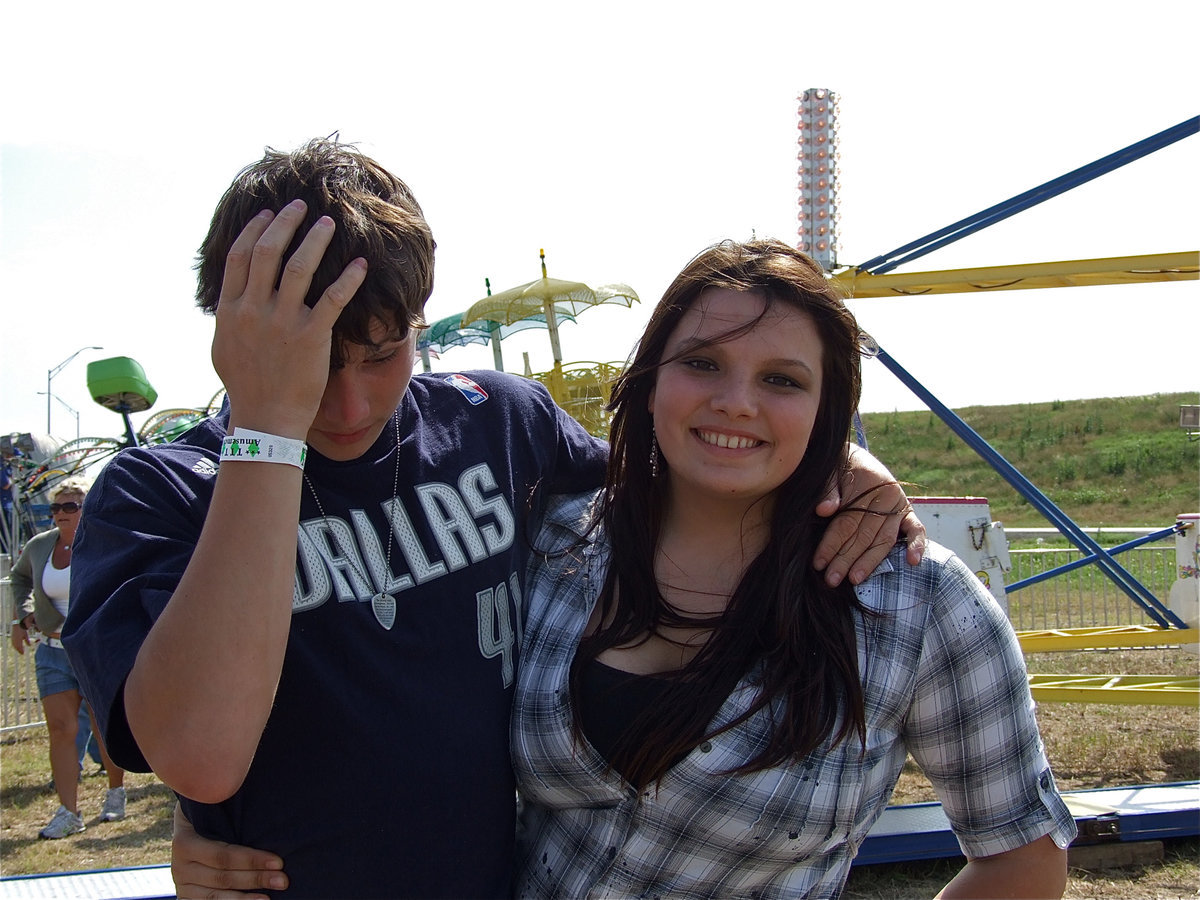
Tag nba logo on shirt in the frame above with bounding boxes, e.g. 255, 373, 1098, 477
445, 374, 489, 405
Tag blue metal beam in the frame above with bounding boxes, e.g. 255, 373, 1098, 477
869, 344, 1187, 628
1007, 522, 1186, 593
857, 116, 1200, 275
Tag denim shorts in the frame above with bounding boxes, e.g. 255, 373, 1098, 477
35, 642, 83, 699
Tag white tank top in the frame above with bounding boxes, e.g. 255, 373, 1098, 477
41, 555, 71, 620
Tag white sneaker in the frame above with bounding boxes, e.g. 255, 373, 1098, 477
101, 786, 126, 822
39, 804, 85, 839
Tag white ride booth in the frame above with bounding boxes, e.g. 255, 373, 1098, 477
909, 497, 1011, 612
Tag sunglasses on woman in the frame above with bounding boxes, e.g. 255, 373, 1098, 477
49, 502, 82, 514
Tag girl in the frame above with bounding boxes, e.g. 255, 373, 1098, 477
510, 240, 1074, 898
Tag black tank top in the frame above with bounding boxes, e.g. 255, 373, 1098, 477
578, 658, 685, 779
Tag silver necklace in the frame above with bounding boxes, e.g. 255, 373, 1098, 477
302, 413, 402, 630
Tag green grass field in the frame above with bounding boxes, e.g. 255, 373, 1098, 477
859, 391, 1198, 528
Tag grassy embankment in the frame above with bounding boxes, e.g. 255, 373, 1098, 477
859, 391, 1198, 533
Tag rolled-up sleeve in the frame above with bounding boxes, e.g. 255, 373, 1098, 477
904, 554, 1077, 858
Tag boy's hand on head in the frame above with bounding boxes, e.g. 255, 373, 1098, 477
814, 446, 926, 587
211, 200, 367, 438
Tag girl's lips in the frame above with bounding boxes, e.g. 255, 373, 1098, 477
694, 428, 764, 450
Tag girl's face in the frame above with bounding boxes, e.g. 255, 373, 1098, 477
650, 288, 824, 508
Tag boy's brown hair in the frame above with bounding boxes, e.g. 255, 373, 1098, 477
195, 138, 435, 366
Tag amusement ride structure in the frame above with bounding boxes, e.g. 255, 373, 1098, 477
796, 89, 1199, 860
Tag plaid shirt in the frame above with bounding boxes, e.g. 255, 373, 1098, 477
512, 493, 1076, 899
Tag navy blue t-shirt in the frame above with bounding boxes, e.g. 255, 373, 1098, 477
64, 371, 607, 899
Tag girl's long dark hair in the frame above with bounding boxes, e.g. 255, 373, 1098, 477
569, 239, 875, 790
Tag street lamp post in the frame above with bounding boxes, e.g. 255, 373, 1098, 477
47, 346, 102, 435
39, 393, 83, 440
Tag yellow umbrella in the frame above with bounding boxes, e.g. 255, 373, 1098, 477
462, 249, 638, 364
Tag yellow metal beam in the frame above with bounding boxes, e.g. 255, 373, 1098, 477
1028, 674, 1199, 706
833, 251, 1199, 298
1018, 626, 1200, 653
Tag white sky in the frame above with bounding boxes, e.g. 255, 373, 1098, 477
2, 0, 1197, 445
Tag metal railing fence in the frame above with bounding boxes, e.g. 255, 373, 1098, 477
1004, 544, 1178, 632
2, 626, 44, 735
2, 568, 46, 735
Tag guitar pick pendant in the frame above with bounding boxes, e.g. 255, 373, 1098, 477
371, 592, 397, 630
303, 414, 404, 633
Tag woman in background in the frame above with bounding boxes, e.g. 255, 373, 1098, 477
11, 477, 127, 838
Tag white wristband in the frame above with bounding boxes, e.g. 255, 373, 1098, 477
220, 428, 307, 470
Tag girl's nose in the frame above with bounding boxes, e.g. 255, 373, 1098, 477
709, 375, 756, 418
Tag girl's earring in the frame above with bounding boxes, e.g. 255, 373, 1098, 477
650, 428, 660, 478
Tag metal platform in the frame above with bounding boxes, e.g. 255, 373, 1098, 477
4, 784, 1196, 897
1018, 625, 1199, 653
0, 864, 174, 900
1017, 626, 1200, 707
1028, 673, 1199, 706
854, 781, 1200, 866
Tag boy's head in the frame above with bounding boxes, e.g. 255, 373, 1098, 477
195, 138, 436, 367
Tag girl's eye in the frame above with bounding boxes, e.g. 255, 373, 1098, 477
765, 374, 804, 389
368, 350, 400, 365
681, 357, 717, 372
